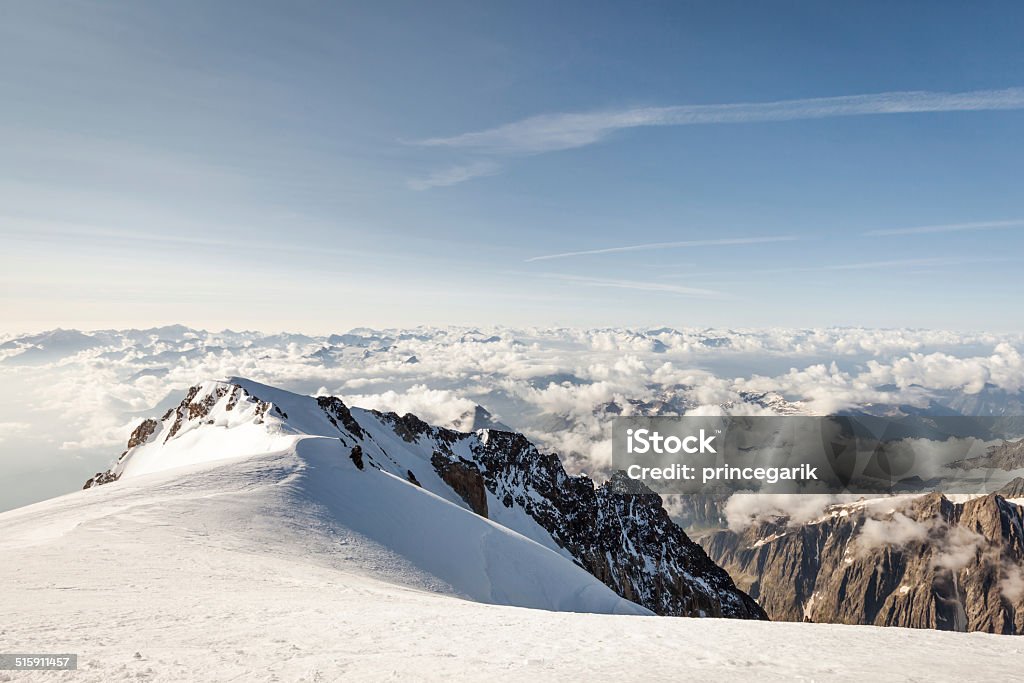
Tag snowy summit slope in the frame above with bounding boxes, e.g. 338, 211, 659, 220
69, 378, 647, 615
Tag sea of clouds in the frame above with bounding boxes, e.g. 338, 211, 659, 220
1, 325, 1022, 512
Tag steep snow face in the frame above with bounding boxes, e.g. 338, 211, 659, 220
81, 378, 762, 620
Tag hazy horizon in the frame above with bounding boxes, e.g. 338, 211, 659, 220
7, 320, 1024, 337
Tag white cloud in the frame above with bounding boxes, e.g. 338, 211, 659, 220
536, 273, 728, 298
1000, 563, 1024, 601
2, 325, 1022, 496
864, 219, 1024, 237
0, 421, 30, 443
725, 494, 845, 532
852, 507, 985, 573
931, 525, 986, 571
343, 384, 479, 427
525, 235, 798, 262
418, 88, 1024, 155
407, 161, 499, 190
855, 512, 931, 551
863, 343, 1024, 394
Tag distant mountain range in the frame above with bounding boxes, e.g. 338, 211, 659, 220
700, 491, 1024, 634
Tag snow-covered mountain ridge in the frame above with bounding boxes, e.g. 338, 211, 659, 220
4, 379, 1023, 680
81, 377, 763, 619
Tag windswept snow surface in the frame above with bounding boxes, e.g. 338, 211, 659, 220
1, 465, 1021, 682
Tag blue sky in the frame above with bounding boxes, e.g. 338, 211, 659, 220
2, 0, 1023, 332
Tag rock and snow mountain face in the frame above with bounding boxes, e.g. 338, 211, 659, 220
81, 378, 764, 620
700, 493, 1024, 634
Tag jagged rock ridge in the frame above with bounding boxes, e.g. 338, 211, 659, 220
431, 428, 765, 618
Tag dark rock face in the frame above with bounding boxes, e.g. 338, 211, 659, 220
317, 396, 364, 439
127, 419, 159, 449
431, 453, 488, 518
382, 412, 433, 444
349, 445, 365, 471
105, 418, 162, 470
165, 385, 203, 440
82, 471, 119, 489
701, 492, 1024, 633
430, 429, 766, 619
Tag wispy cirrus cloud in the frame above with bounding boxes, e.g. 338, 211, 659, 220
813, 256, 1013, 271
864, 219, 1024, 236
407, 161, 500, 190
418, 87, 1024, 156
526, 235, 798, 262
537, 273, 727, 298
660, 256, 1017, 280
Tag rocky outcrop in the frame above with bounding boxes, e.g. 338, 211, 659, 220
161, 384, 282, 443
349, 445, 364, 470
431, 453, 488, 518
701, 492, 1024, 633
127, 419, 159, 449
82, 470, 119, 489
317, 396, 364, 438
383, 412, 434, 444
432, 429, 766, 619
